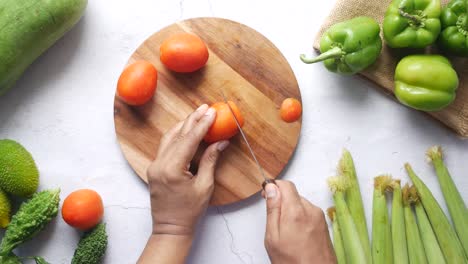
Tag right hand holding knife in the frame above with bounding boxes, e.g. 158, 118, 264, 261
263, 181, 337, 264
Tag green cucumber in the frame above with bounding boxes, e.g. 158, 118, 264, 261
0, 0, 87, 95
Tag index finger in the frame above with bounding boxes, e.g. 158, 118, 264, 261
275, 180, 302, 209
172, 107, 217, 166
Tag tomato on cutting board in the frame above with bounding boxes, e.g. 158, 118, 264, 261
62, 189, 104, 231
117, 60, 158, 106
204, 101, 244, 143
280, 98, 302, 123
160, 33, 209, 73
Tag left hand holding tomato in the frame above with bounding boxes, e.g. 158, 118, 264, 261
146, 104, 229, 236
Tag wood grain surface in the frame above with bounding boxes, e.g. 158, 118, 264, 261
313, 0, 468, 137
114, 18, 302, 205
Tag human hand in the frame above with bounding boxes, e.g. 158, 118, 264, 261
263, 180, 336, 264
146, 104, 229, 237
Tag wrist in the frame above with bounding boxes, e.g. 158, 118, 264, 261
139, 233, 194, 264
149, 232, 194, 255
150, 232, 194, 243
153, 222, 196, 237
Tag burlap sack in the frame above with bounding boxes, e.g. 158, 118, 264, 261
314, 0, 468, 137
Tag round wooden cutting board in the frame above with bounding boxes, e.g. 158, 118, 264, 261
114, 18, 302, 205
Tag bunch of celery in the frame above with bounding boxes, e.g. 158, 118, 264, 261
326, 147, 467, 264
327, 150, 370, 264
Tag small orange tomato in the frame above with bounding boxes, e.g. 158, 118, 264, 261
62, 189, 104, 231
160, 33, 209, 73
280, 98, 302, 123
204, 101, 244, 143
117, 60, 158, 106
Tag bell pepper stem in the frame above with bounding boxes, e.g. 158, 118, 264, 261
300, 47, 344, 64
398, 9, 423, 26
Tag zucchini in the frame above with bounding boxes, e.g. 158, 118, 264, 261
0, 0, 87, 95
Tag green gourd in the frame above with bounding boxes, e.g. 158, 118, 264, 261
72, 223, 108, 264
0, 189, 60, 256
0, 0, 87, 95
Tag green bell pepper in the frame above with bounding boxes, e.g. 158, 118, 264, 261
394, 55, 459, 111
439, 0, 468, 56
383, 0, 442, 48
300, 16, 382, 75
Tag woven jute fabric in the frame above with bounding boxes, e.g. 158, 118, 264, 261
314, 0, 468, 137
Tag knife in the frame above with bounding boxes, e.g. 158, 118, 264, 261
219, 90, 276, 189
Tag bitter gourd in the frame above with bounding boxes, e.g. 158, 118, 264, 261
0, 189, 60, 255
72, 223, 108, 264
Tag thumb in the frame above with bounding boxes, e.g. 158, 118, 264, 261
265, 183, 281, 240
197, 140, 230, 186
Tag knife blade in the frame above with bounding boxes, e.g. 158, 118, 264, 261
219, 90, 276, 189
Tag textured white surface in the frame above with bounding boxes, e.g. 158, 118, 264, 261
0, 0, 467, 263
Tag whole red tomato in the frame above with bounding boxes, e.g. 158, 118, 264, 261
117, 60, 158, 106
62, 189, 104, 231
160, 33, 209, 73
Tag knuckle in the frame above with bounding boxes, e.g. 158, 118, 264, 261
315, 210, 327, 225
201, 183, 214, 194
175, 132, 187, 142
160, 133, 172, 145
283, 180, 296, 190
264, 234, 276, 247
149, 166, 177, 184
146, 164, 160, 181
206, 150, 219, 164
282, 180, 292, 186
290, 207, 306, 223
266, 206, 279, 216
264, 238, 279, 253
310, 206, 325, 219
197, 177, 214, 190
284, 180, 294, 186
188, 111, 198, 120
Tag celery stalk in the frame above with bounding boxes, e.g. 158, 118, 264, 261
328, 176, 368, 264
327, 207, 347, 264
338, 150, 371, 263
427, 146, 468, 257
412, 186, 446, 264
372, 175, 393, 264
403, 184, 428, 264
405, 163, 467, 263
391, 180, 409, 264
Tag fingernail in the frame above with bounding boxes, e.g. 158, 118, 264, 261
265, 184, 277, 199
196, 104, 209, 112
205, 107, 216, 117
217, 140, 229, 151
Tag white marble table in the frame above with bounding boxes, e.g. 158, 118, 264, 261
0, 0, 467, 263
